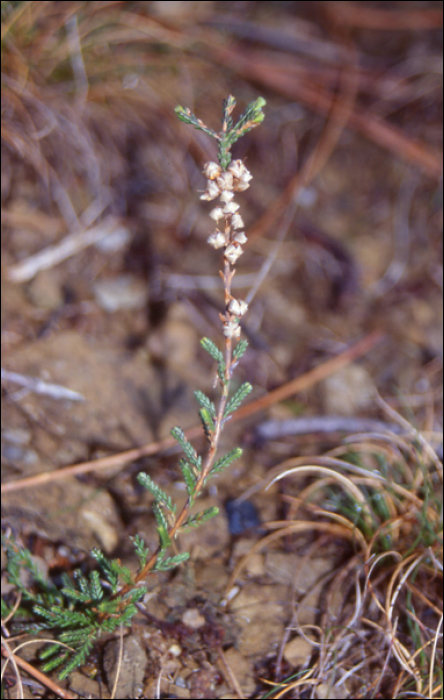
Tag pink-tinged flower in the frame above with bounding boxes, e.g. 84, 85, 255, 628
228, 298, 248, 316
209, 207, 224, 222
217, 171, 234, 191
207, 230, 226, 249
228, 159, 246, 179
225, 243, 243, 264
203, 161, 222, 180
200, 180, 220, 201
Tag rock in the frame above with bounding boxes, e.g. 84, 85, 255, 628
103, 634, 147, 698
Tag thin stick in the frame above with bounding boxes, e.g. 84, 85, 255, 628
0, 646, 75, 700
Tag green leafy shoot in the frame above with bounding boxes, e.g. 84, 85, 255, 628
183, 506, 219, 530
233, 339, 249, 361
175, 106, 218, 139
180, 458, 198, 500
194, 390, 217, 419
137, 472, 176, 514
176, 96, 266, 171
199, 407, 215, 442
212, 447, 243, 475
131, 534, 149, 568
219, 95, 266, 168
154, 551, 190, 571
171, 426, 202, 469
224, 382, 253, 418
200, 337, 227, 384
201, 336, 224, 364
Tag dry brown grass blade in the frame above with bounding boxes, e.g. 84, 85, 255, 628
246, 47, 359, 246
323, 1, 443, 31
234, 330, 383, 420
0, 644, 75, 700
1, 331, 383, 493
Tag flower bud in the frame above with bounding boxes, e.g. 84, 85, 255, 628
200, 180, 220, 201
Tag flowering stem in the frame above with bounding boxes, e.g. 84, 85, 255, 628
121, 95, 265, 593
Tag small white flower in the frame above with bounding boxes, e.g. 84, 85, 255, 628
209, 207, 224, 222
219, 190, 234, 203
228, 298, 248, 316
231, 213, 244, 230
200, 180, 220, 201
228, 159, 247, 179
225, 243, 243, 264
203, 161, 221, 180
223, 201, 240, 215
233, 231, 247, 245
223, 320, 241, 338
207, 230, 226, 249
217, 171, 234, 191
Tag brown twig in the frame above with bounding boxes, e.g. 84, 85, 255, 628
1, 645, 75, 700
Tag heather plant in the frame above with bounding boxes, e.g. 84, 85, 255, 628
2, 94, 266, 680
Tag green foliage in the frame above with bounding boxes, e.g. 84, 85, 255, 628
137, 472, 176, 514
233, 338, 249, 361
195, 390, 217, 441
175, 106, 218, 139
224, 382, 253, 418
219, 96, 266, 169
171, 426, 202, 470
212, 447, 243, 475
131, 534, 149, 568
200, 337, 227, 384
200, 336, 224, 363
184, 506, 219, 529
199, 407, 215, 442
194, 389, 217, 419
176, 95, 266, 171
154, 551, 190, 571
2, 533, 146, 680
